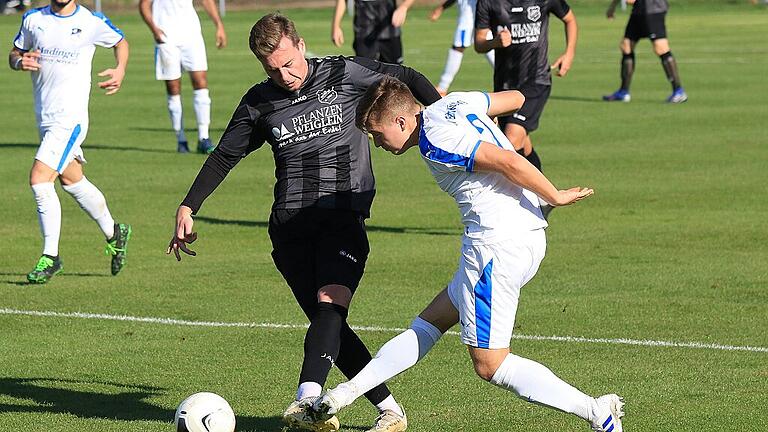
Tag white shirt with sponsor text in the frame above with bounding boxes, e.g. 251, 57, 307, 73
13, 5, 124, 127
419, 91, 547, 245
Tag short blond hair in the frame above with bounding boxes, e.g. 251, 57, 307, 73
356, 76, 419, 132
249, 13, 301, 59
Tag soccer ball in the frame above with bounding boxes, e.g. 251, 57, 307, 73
174, 392, 236, 432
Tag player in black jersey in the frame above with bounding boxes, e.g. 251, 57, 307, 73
167, 13, 439, 432
331, 0, 415, 64
603, 0, 687, 103
474, 0, 577, 216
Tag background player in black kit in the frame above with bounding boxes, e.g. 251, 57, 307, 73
474, 0, 577, 216
603, 0, 687, 103
331, 0, 415, 64
167, 13, 439, 432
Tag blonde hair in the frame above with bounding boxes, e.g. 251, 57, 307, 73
249, 13, 301, 59
356, 76, 418, 132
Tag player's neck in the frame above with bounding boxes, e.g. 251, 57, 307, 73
50, 0, 78, 16
404, 112, 422, 151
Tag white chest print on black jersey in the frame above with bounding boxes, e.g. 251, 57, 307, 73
273, 87, 344, 148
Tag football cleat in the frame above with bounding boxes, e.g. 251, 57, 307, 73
105, 223, 132, 276
591, 394, 625, 432
602, 89, 631, 102
314, 382, 358, 418
197, 138, 215, 154
366, 406, 408, 432
177, 140, 190, 153
666, 87, 688, 104
27, 255, 63, 284
283, 397, 340, 432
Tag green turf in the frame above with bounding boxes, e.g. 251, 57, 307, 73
1, 3, 767, 431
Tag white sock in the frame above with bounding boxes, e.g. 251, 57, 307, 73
62, 177, 115, 239
296, 381, 322, 401
335, 317, 442, 408
375, 395, 403, 416
438, 48, 464, 92
193, 88, 211, 140
490, 354, 598, 421
31, 182, 61, 257
167, 94, 186, 143
485, 49, 495, 67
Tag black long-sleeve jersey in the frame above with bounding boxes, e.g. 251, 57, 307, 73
181, 56, 440, 218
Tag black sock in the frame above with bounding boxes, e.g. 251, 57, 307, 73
298, 302, 347, 387
621, 52, 635, 91
525, 148, 543, 172
659, 51, 682, 90
335, 322, 392, 406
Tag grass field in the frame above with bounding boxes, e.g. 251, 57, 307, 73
1, 2, 767, 431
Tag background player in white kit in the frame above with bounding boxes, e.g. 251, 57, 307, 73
139, 0, 226, 153
312, 76, 626, 432
429, 0, 494, 96
9, 0, 132, 283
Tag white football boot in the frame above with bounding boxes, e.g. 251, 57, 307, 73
283, 396, 340, 432
590, 394, 625, 432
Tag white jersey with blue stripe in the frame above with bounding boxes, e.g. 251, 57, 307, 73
13, 5, 124, 127
419, 92, 547, 244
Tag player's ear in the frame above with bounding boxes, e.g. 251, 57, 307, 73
396, 115, 406, 131
297, 38, 306, 56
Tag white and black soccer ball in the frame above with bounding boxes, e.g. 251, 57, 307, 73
174, 392, 236, 432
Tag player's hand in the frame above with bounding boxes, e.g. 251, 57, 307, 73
551, 52, 574, 77
496, 28, 512, 48
392, 5, 408, 27
152, 28, 167, 44
551, 187, 594, 206
20, 50, 42, 71
430, 6, 444, 21
215, 26, 227, 49
97, 66, 125, 95
167, 205, 197, 261
332, 26, 344, 47
606, 7, 616, 19
626, 0, 636, 4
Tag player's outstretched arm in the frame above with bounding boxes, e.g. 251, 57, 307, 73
98, 38, 129, 95
487, 90, 525, 118
606, 0, 620, 18
551, 11, 577, 77
8, 48, 41, 71
331, 0, 346, 47
200, 0, 227, 49
167, 205, 198, 261
473, 142, 593, 206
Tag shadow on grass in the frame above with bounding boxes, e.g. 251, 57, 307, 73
0, 377, 291, 431
129, 126, 226, 133
0, 272, 110, 286
195, 215, 455, 236
549, 95, 605, 103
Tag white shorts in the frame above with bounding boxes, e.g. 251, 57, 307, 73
453, 0, 477, 48
447, 229, 546, 349
36, 122, 88, 174
154, 35, 208, 81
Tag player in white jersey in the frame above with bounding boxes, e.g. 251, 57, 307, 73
9, 0, 132, 283
139, 0, 226, 153
311, 76, 626, 432
430, 0, 494, 96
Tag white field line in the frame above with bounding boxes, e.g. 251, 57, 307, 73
2, 307, 767, 354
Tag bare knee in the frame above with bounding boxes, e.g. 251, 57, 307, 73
472, 359, 499, 381
504, 124, 527, 151
652, 38, 670, 56
190, 71, 208, 90
452, 46, 466, 53
317, 284, 352, 308
468, 347, 509, 382
165, 79, 181, 95
620, 39, 633, 54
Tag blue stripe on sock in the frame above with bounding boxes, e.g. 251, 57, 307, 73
607, 424, 614, 432
56, 124, 81, 172
602, 415, 613, 428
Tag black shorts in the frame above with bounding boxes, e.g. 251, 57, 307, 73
498, 84, 552, 134
269, 208, 370, 316
353, 36, 403, 64
625, 12, 667, 41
